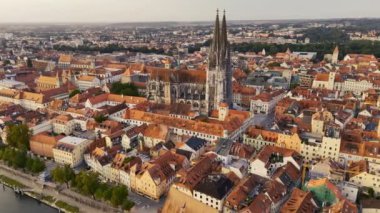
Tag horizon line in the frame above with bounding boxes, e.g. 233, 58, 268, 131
0, 16, 379, 25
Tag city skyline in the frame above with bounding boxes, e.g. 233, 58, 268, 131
1, 0, 380, 23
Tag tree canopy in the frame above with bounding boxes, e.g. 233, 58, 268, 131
6, 124, 31, 150
0, 147, 45, 174
69, 89, 81, 98
110, 82, 139, 97
51, 165, 75, 188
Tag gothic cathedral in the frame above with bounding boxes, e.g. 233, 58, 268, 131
206, 10, 233, 112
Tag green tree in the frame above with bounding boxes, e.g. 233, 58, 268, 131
110, 185, 128, 207
30, 158, 46, 173
94, 114, 107, 123
110, 82, 139, 97
51, 165, 75, 188
73, 171, 99, 198
69, 89, 81, 98
6, 124, 31, 150
122, 199, 135, 211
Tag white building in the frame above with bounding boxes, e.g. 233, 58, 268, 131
250, 90, 285, 114
53, 136, 92, 167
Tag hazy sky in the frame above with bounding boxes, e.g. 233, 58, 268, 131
1, 0, 379, 23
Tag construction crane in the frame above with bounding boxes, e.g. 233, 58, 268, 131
301, 163, 361, 186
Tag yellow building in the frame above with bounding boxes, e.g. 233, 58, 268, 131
130, 151, 187, 200
277, 133, 302, 153
36, 73, 62, 91
53, 136, 92, 168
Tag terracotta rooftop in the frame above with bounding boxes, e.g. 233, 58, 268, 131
280, 188, 317, 213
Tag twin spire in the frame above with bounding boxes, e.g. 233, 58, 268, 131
209, 9, 229, 69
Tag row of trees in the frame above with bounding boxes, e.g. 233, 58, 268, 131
232, 40, 380, 61
0, 147, 45, 174
110, 82, 140, 97
53, 43, 166, 54
51, 166, 134, 211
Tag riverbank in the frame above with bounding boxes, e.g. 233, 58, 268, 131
0, 176, 61, 212
0, 174, 66, 212
0, 164, 119, 213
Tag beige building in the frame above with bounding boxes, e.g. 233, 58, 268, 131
53, 136, 92, 167
130, 151, 188, 200
312, 72, 336, 90
142, 124, 170, 148
311, 110, 334, 135
277, 133, 302, 153
52, 114, 76, 135
76, 75, 101, 91
243, 127, 278, 151
350, 172, 380, 196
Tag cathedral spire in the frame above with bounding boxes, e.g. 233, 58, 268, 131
209, 9, 220, 68
220, 10, 228, 60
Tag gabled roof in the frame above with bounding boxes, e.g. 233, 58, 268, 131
280, 188, 317, 213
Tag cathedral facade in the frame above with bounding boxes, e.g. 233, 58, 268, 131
146, 11, 232, 115
206, 10, 233, 112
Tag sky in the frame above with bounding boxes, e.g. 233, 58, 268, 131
0, 0, 379, 23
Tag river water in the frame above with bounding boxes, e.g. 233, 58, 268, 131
0, 185, 58, 213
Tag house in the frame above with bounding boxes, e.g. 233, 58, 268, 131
30, 132, 64, 158
130, 150, 188, 200
121, 124, 147, 150
244, 127, 278, 150
280, 188, 318, 213
142, 123, 170, 148
250, 90, 285, 114
224, 174, 269, 212
239, 179, 288, 213
52, 114, 76, 135
193, 174, 234, 211
249, 146, 302, 178
53, 136, 92, 167
177, 136, 207, 160
76, 75, 101, 91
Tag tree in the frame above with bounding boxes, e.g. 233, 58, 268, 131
122, 199, 135, 211
110, 82, 139, 97
69, 89, 81, 98
29, 158, 45, 173
73, 171, 99, 198
94, 114, 107, 123
51, 165, 75, 188
6, 124, 31, 150
110, 185, 128, 207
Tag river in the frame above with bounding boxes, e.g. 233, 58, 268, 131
0, 185, 58, 213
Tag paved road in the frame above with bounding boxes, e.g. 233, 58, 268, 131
252, 112, 275, 129
129, 191, 164, 213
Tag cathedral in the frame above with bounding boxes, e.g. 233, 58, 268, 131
145, 11, 232, 115
206, 10, 233, 112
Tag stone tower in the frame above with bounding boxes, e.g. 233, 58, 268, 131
332, 46, 339, 64
205, 10, 233, 113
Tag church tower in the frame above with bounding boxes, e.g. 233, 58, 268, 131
332, 46, 339, 64
205, 10, 233, 113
